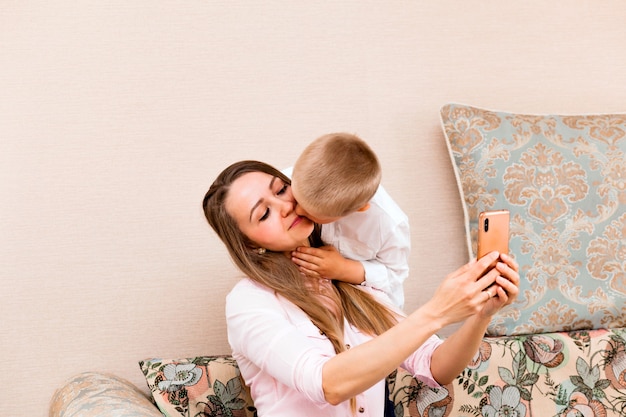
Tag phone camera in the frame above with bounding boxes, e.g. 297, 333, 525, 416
484, 218, 489, 232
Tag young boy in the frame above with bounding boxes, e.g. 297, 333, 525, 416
285, 132, 410, 310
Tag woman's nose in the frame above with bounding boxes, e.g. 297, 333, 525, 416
278, 196, 296, 216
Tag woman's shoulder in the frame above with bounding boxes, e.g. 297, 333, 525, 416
225, 278, 307, 322
228, 277, 272, 298
226, 278, 283, 310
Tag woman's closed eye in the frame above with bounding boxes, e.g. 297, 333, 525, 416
259, 208, 270, 222
257, 180, 290, 222
276, 183, 288, 195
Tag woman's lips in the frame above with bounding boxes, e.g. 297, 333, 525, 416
290, 216, 303, 229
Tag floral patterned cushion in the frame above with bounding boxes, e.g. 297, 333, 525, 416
389, 328, 626, 417
139, 356, 257, 417
440, 103, 626, 336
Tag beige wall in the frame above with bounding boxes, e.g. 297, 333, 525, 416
2, 1, 626, 415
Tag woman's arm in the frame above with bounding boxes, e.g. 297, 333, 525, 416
321, 252, 519, 405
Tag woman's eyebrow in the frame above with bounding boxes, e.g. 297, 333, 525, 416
249, 176, 278, 222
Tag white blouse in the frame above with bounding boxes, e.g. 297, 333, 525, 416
225, 278, 442, 417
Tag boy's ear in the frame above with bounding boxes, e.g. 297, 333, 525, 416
356, 203, 371, 212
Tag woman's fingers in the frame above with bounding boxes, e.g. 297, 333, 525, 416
482, 287, 497, 300
483, 258, 520, 311
499, 253, 519, 272
496, 257, 520, 287
473, 252, 499, 278
445, 252, 498, 287
496, 277, 519, 305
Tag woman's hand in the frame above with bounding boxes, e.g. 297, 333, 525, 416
420, 251, 518, 329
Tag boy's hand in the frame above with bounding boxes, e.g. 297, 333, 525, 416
291, 245, 365, 285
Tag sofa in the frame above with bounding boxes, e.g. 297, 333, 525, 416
49, 328, 626, 417
49, 104, 626, 416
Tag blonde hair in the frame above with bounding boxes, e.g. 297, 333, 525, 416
203, 160, 398, 412
292, 133, 382, 217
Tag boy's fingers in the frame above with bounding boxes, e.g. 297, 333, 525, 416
299, 266, 318, 277
292, 250, 312, 261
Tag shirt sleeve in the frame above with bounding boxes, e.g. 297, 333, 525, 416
360, 217, 411, 309
401, 334, 444, 388
225, 280, 331, 404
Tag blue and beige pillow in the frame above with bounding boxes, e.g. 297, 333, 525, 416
440, 103, 626, 336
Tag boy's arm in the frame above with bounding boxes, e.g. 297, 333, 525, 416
358, 219, 410, 309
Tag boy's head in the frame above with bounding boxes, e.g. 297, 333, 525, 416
291, 132, 382, 224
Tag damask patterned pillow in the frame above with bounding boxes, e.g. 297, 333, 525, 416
139, 356, 256, 417
440, 103, 626, 336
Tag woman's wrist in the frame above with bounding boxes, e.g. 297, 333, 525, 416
406, 304, 447, 336
464, 313, 491, 334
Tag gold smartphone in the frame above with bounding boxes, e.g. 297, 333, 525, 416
477, 209, 510, 260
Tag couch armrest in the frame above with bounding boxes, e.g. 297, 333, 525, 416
49, 371, 162, 417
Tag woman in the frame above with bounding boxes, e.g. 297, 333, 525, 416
202, 160, 519, 417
